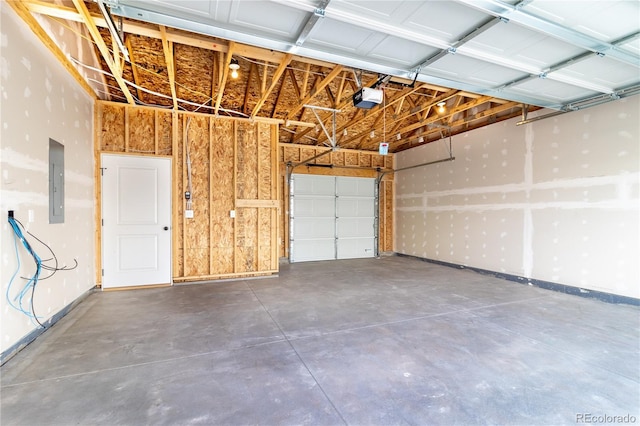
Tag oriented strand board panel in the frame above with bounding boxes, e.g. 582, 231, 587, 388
237, 122, 258, 199
127, 108, 155, 153
210, 119, 236, 274
157, 111, 173, 155
183, 115, 211, 276
99, 103, 125, 151
95, 102, 279, 281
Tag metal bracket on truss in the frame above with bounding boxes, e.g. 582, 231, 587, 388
97, 0, 130, 62
304, 104, 341, 150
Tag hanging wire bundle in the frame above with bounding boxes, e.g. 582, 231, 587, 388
6, 213, 78, 328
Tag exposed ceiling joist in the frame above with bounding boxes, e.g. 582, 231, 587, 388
251, 54, 292, 119
6, 0, 96, 98
159, 25, 178, 110
14, 0, 636, 153
71, 0, 135, 104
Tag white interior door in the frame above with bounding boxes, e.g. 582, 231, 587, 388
290, 174, 375, 263
101, 154, 172, 288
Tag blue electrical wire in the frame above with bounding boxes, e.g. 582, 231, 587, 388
7, 216, 44, 327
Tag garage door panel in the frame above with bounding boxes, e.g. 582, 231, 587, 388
336, 176, 375, 196
295, 196, 335, 217
337, 198, 374, 217
293, 239, 335, 262
291, 174, 375, 263
294, 175, 335, 195
337, 238, 375, 259
294, 217, 335, 239
337, 217, 375, 238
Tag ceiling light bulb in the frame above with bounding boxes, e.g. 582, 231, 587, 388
396, 133, 401, 140
437, 102, 446, 113
229, 58, 240, 79
418, 136, 425, 143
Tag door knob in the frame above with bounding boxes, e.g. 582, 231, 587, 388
163, 226, 169, 231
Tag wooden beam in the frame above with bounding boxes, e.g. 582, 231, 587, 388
341, 89, 459, 147
286, 65, 344, 121
159, 25, 178, 110
334, 72, 347, 108
243, 62, 257, 116
70, 0, 135, 104
251, 54, 292, 119
236, 199, 279, 208
214, 41, 236, 116
125, 37, 143, 102
7, 0, 96, 98
300, 63, 311, 99
23, 1, 341, 69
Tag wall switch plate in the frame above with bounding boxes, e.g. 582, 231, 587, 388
185, 210, 194, 219
230, 210, 236, 218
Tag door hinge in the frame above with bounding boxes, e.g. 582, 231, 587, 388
101, 219, 104, 226
101, 269, 104, 276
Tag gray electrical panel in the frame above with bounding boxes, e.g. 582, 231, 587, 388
49, 138, 64, 224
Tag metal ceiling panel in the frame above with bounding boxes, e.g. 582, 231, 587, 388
404, 1, 491, 44
229, 1, 308, 38
557, 57, 640, 90
102, 0, 639, 112
365, 35, 441, 67
526, 1, 640, 41
466, 22, 585, 69
508, 77, 600, 103
428, 53, 527, 86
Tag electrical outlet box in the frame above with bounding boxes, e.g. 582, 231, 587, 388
230, 210, 236, 218
185, 210, 194, 219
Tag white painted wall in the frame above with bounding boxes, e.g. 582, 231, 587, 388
0, 4, 95, 355
395, 98, 639, 299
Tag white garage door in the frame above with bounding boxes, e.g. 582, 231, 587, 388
290, 174, 375, 262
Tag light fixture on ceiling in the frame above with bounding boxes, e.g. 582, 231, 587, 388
370, 130, 375, 138
229, 58, 240, 79
396, 133, 401, 141
418, 136, 424, 143
437, 102, 446, 114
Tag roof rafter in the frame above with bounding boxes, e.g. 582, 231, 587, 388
286, 65, 344, 121
71, 0, 135, 104
159, 25, 178, 109
6, 0, 97, 98
214, 41, 236, 116
251, 54, 292, 119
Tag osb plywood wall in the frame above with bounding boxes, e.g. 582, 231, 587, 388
95, 101, 278, 283
95, 101, 395, 284
279, 145, 394, 258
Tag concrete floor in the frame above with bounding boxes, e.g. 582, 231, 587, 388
1, 256, 638, 425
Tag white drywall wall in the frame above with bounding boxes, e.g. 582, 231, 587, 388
395, 98, 639, 299
1, 4, 95, 355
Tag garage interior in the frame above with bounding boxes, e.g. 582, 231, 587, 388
1, 0, 639, 424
